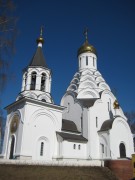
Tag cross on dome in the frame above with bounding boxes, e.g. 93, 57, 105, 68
84, 27, 88, 41
36, 26, 44, 46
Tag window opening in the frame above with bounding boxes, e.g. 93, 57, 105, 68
108, 102, 110, 111
86, 56, 88, 65
96, 117, 98, 128
30, 72, 37, 90
73, 144, 76, 149
93, 57, 95, 66
9, 136, 15, 159
40, 142, 44, 156
78, 145, 81, 150
101, 144, 104, 153
67, 102, 70, 112
41, 73, 46, 91
24, 73, 27, 90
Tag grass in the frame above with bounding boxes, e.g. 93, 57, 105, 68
0, 164, 118, 180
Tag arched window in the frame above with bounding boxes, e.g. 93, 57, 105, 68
41, 99, 46, 102
40, 142, 44, 156
78, 145, 81, 150
73, 144, 76, 149
119, 143, 126, 158
41, 73, 46, 91
30, 72, 37, 90
9, 135, 15, 159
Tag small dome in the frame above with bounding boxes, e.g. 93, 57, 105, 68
77, 40, 97, 56
36, 26, 44, 45
36, 37, 44, 44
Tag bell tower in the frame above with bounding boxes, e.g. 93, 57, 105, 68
17, 28, 53, 103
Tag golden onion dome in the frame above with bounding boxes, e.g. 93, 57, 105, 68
36, 26, 44, 45
77, 28, 97, 56
77, 40, 97, 56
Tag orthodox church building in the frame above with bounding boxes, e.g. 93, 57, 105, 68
1, 30, 134, 161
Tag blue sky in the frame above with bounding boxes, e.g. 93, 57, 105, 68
1, 0, 135, 116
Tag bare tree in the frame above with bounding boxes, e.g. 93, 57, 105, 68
0, 0, 17, 152
0, 0, 17, 92
125, 111, 135, 133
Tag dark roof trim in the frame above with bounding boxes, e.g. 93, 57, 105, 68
99, 119, 114, 132
62, 119, 80, 133
57, 132, 88, 142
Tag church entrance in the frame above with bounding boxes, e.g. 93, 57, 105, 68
9, 136, 15, 159
119, 143, 126, 158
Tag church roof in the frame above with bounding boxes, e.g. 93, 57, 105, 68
57, 132, 88, 142
29, 47, 47, 67
62, 119, 80, 133
99, 119, 114, 132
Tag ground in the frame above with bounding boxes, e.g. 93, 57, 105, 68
0, 164, 118, 180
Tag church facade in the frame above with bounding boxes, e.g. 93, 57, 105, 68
1, 30, 134, 161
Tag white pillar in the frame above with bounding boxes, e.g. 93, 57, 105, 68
21, 77, 25, 92
35, 74, 42, 90
25, 74, 31, 90
45, 77, 50, 93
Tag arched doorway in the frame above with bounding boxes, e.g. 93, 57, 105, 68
9, 136, 15, 159
119, 143, 126, 158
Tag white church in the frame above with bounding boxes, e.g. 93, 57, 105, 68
1, 29, 134, 161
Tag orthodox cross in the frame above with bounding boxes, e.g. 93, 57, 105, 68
40, 26, 44, 37
84, 28, 88, 41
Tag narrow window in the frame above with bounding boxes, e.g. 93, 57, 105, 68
102, 144, 104, 153
73, 144, 76, 149
108, 102, 110, 111
80, 57, 81, 68
106, 146, 107, 156
40, 142, 44, 156
93, 57, 95, 67
96, 117, 98, 128
24, 73, 27, 90
86, 56, 88, 65
41, 73, 46, 91
30, 72, 37, 90
78, 145, 81, 150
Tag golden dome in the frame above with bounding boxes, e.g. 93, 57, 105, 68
77, 39, 97, 56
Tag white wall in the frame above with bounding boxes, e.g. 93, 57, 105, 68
110, 117, 134, 159
62, 141, 87, 159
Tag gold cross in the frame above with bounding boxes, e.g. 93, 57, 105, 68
84, 28, 88, 41
40, 26, 44, 37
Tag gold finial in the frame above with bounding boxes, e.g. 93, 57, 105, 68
113, 99, 120, 109
84, 28, 88, 41
36, 26, 44, 45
